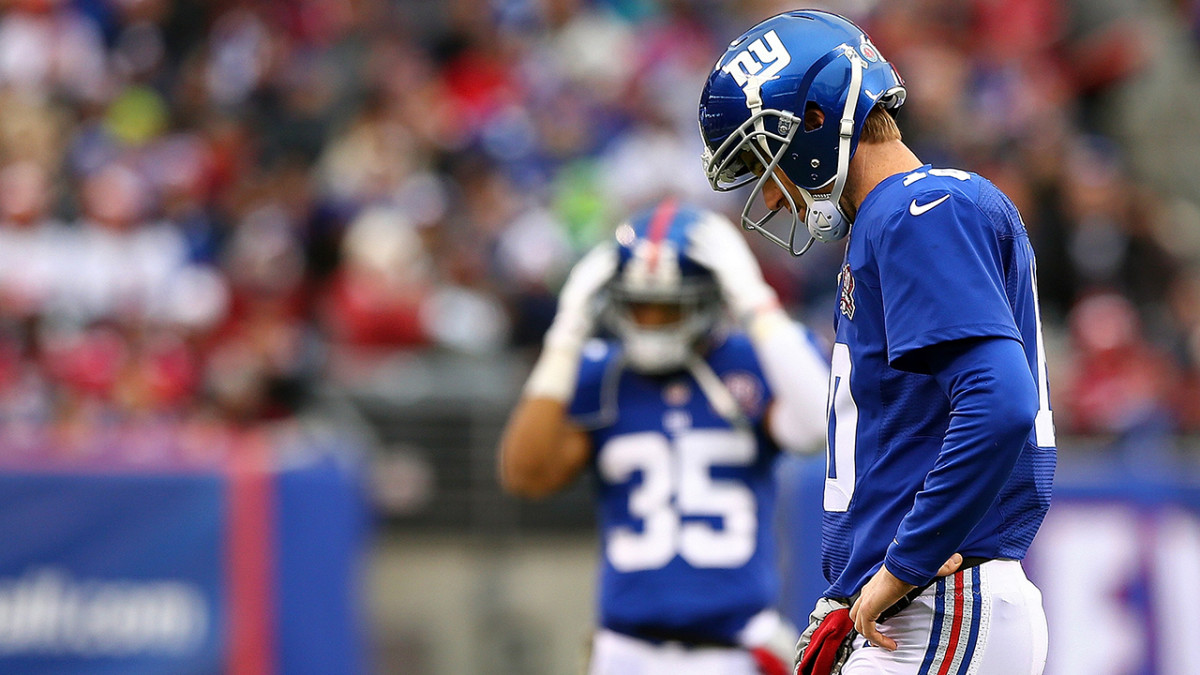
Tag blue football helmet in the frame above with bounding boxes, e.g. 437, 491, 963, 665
602, 200, 721, 374
699, 10, 905, 255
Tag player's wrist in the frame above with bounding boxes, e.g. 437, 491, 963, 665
745, 303, 792, 339
728, 284, 780, 326
524, 341, 585, 402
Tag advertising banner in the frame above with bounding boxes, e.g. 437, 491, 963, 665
0, 471, 225, 674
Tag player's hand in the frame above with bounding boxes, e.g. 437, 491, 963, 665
544, 244, 617, 353
686, 212, 778, 321
849, 553, 963, 651
524, 244, 617, 402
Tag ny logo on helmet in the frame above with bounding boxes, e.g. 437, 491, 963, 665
721, 30, 791, 96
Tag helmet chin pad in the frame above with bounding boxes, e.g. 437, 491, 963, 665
805, 196, 850, 243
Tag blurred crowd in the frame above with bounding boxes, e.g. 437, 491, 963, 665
0, 0, 1198, 456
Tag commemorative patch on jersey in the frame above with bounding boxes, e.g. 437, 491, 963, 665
722, 371, 763, 417
839, 263, 856, 320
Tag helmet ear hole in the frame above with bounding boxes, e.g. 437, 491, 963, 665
804, 102, 825, 133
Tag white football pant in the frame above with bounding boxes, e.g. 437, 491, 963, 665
589, 629, 759, 675
843, 559, 1048, 675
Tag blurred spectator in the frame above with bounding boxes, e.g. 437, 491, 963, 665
1167, 270, 1200, 429
1057, 292, 1178, 436
322, 204, 432, 348
0, 161, 62, 317
0, 0, 1192, 448
0, 0, 108, 103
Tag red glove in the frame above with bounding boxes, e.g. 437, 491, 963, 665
794, 605, 855, 675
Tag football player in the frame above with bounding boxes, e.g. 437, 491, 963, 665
698, 10, 1056, 675
498, 199, 831, 675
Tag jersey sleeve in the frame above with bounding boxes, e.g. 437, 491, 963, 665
875, 193, 1023, 372
884, 336, 1039, 584
567, 339, 617, 428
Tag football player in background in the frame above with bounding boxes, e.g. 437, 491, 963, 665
698, 10, 1056, 675
498, 200, 830, 675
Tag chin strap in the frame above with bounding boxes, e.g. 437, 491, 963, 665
743, 77, 779, 160
801, 46, 864, 244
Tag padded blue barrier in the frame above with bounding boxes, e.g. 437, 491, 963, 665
0, 442, 369, 675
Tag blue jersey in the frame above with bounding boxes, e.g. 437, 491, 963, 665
569, 331, 781, 642
823, 166, 1057, 599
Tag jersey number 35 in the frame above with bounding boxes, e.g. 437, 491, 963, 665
599, 430, 758, 572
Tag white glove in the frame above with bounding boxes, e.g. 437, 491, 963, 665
524, 244, 618, 401
544, 244, 617, 351
686, 212, 779, 322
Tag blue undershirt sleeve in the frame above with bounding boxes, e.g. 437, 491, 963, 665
883, 336, 1038, 586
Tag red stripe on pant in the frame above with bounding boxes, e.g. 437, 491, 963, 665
935, 571, 966, 675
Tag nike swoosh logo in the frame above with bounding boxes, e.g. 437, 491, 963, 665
909, 194, 950, 216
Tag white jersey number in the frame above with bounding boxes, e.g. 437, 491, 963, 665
824, 343, 858, 512
1029, 255, 1056, 447
599, 429, 758, 572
